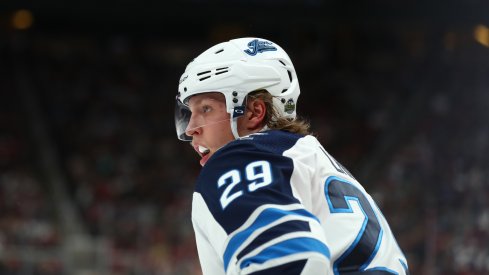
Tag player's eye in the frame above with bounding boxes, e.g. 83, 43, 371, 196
202, 105, 211, 113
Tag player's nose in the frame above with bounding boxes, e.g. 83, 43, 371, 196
185, 115, 202, 136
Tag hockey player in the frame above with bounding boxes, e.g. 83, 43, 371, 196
175, 37, 408, 275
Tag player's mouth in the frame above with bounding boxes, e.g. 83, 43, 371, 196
195, 145, 211, 166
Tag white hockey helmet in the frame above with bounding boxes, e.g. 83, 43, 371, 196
175, 37, 300, 141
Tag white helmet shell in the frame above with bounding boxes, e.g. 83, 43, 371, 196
176, 37, 300, 140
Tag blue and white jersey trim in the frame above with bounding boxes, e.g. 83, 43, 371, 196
223, 203, 329, 273
238, 234, 330, 270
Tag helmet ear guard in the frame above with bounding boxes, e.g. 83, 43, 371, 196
175, 37, 300, 141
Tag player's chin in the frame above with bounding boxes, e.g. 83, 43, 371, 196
199, 152, 212, 166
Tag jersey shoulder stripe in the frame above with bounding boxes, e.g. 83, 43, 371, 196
224, 204, 330, 274
223, 204, 320, 271
236, 219, 310, 261
239, 236, 330, 270
246, 259, 307, 275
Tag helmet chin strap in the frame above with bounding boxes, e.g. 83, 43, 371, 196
231, 116, 240, 139
230, 105, 270, 140
230, 106, 246, 139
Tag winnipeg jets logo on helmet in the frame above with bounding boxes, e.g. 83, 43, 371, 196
244, 39, 277, 56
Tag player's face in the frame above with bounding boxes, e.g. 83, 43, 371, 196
186, 92, 235, 166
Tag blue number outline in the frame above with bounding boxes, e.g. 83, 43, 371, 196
324, 176, 397, 275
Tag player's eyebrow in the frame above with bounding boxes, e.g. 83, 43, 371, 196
188, 93, 224, 107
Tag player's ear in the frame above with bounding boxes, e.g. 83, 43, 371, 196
245, 98, 266, 130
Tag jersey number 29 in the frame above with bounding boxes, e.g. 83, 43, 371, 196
217, 160, 272, 209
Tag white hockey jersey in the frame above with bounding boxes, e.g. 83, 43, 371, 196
191, 130, 408, 275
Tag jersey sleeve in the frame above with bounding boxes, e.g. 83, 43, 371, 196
193, 140, 331, 275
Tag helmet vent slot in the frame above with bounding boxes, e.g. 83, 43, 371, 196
197, 70, 211, 76
215, 70, 228, 76
278, 60, 286, 66
215, 67, 229, 76
287, 70, 292, 82
215, 49, 224, 54
199, 76, 211, 81
281, 89, 288, 94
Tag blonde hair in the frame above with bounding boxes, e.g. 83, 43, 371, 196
247, 90, 311, 135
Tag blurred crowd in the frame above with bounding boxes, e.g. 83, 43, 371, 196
372, 42, 489, 274
0, 47, 62, 273
0, 26, 488, 275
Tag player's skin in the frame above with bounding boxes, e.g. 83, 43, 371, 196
186, 92, 266, 166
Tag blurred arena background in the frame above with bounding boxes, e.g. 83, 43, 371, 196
1, 0, 489, 274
